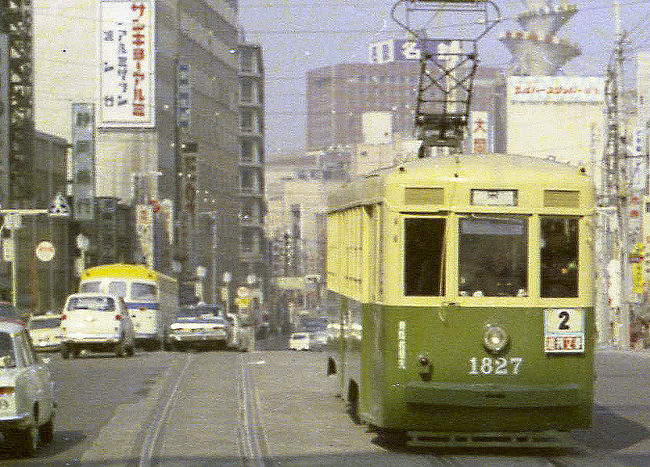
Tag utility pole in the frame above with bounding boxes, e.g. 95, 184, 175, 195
610, 0, 631, 349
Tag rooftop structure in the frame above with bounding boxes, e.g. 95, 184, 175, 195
499, 1, 581, 76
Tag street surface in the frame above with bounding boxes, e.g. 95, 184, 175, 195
0, 340, 648, 467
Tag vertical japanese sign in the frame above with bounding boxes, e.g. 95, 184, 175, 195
136, 203, 154, 268
470, 111, 490, 154
0, 34, 8, 206
176, 62, 191, 128
71, 103, 96, 221
98, 0, 155, 127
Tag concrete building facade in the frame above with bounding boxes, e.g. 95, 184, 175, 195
34, 0, 243, 297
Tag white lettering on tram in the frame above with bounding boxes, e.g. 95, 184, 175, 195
398, 321, 406, 369
468, 357, 523, 375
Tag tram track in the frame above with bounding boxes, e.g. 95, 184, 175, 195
138, 353, 194, 467
239, 353, 271, 467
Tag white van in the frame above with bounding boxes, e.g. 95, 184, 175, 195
60, 293, 135, 358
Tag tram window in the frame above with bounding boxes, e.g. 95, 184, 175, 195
458, 217, 527, 297
79, 281, 100, 293
108, 281, 127, 298
132, 282, 157, 300
541, 217, 578, 297
404, 218, 445, 296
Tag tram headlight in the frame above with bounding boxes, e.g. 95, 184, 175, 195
482, 325, 509, 354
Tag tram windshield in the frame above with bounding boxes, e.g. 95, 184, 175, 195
458, 217, 527, 297
541, 217, 578, 297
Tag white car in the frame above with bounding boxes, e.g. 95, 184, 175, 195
27, 314, 64, 352
0, 319, 56, 456
60, 293, 135, 358
167, 305, 229, 351
288, 332, 310, 351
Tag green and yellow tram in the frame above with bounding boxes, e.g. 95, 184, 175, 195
326, 153, 595, 447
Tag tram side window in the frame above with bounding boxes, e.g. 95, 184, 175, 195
404, 218, 445, 296
458, 217, 527, 297
79, 281, 101, 293
108, 281, 127, 298
132, 282, 157, 300
541, 217, 578, 297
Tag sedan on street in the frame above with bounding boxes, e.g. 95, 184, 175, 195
288, 332, 310, 351
0, 319, 56, 456
167, 305, 229, 351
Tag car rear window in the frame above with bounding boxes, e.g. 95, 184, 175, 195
28, 318, 62, 329
67, 296, 116, 311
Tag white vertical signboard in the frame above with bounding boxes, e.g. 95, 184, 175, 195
470, 111, 490, 154
98, 0, 155, 127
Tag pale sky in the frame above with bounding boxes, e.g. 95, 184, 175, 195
238, 0, 650, 156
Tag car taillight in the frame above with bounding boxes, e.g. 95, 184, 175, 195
115, 314, 122, 320
0, 387, 15, 396
60, 314, 66, 320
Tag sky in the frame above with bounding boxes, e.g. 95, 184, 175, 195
237, 0, 650, 158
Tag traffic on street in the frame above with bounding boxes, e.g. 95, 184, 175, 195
0, 339, 648, 467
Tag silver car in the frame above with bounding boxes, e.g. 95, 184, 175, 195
0, 320, 57, 456
60, 293, 136, 358
27, 314, 64, 352
167, 305, 229, 351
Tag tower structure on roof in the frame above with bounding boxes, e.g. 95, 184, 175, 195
499, 1, 580, 76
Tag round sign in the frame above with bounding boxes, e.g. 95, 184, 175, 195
76, 233, 89, 251
35, 241, 56, 262
237, 286, 249, 298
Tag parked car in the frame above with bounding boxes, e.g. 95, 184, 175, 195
226, 313, 252, 351
167, 305, 229, 351
0, 319, 56, 456
27, 313, 64, 352
60, 293, 135, 358
288, 332, 310, 351
0, 302, 24, 324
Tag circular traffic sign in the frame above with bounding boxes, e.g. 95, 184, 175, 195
237, 286, 249, 298
76, 234, 89, 251
35, 241, 56, 262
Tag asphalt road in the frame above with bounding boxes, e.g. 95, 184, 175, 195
0, 342, 648, 467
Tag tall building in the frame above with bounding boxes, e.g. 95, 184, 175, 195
0, 1, 35, 206
238, 42, 266, 308
306, 60, 420, 152
306, 39, 503, 156
34, 1, 242, 297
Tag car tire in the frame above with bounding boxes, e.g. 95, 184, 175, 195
8, 425, 39, 457
126, 344, 135, 357
39, 418, 54, 444
61, 344, 70, 359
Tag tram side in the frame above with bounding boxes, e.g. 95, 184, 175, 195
326, 154, 595, 447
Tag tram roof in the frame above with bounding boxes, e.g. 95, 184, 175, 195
81, 263, 159, 281
328, 153, 592, 212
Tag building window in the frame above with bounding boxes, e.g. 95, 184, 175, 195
241, 139, 254, 163
241, 80, 253, 103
